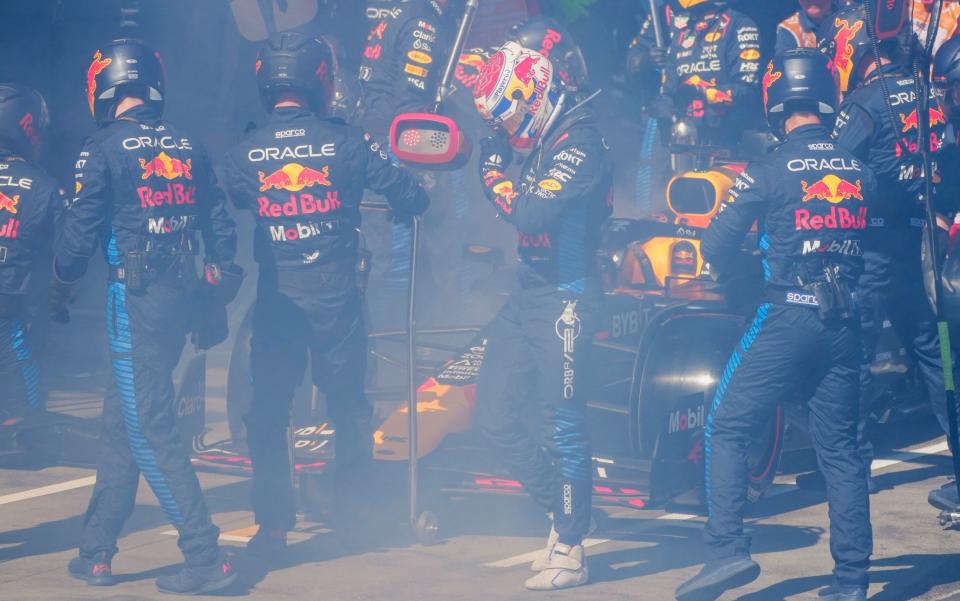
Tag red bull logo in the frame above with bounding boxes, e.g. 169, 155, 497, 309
257, 163, 331, 192
705, 88, 733, 104
0, 192, 19, 214
762, 63, 782, 110
899, 107, 948, 132
86, 50, 113, 116
139, 152, 192, 181
795, 206, 868, 230
0, 216, 19, 239
684, 75, 718, 90
831, 18, 864, 91
800, 174, 863, 204
503, 55, 538, 102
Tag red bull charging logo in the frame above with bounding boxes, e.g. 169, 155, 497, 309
684, 75, 732, 104
86, 50, 112, 116
0, 192, 19, 214
258, 163, 332, 192
762, 63, 782, 111
899, 107, 948, 132
139, 152, 193, 181
800, 174, 863, 204
831, 18, 863, 91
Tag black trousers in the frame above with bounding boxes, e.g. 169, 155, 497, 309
859, 224, 952, 463
705, 303, 872, 587
80, 279, 220, 566
246, 266, 372, 531
476, 283, 596, 541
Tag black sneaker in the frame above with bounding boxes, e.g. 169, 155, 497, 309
818, 584, 867, 601
155, 552, 237, 596
675, 555, 760, 601
68, 552, 116, 586
930, 480, 960, 511
246, 528, 287, 558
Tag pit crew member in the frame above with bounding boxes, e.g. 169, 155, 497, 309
56, 39, 239, 595
655, 0, 762, 147
224, 32, 429, 555
823, 6, 952, 487
0, 84, 58, 417
677, 49, 876, 601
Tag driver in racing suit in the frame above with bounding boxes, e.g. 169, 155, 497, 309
821, 6, 952, 490
655, 0, 762, 148
56, 40, 239, 595
473, 41, 612, 591
677, 49, 876, 601
224, 32, 430, 555
0, 85, 57, 417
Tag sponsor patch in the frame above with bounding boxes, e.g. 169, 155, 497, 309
408, 50, 432, 64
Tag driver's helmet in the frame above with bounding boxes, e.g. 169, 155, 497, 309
473, 41, 561, 151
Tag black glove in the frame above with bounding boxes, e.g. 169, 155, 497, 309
651, 94, 676, 121
649, 46, 669, 69
49, 270, 78, 325
203, 262, 245, 306
479, 135, 513, 176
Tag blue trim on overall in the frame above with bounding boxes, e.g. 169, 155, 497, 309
759, 233, 771, 281
106, 232, 185, 526
554, 405, 591, 480
10, 319, 41, 410
704, 302, 772, 516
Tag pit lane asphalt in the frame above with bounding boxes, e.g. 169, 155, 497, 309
1, 347, 958, 600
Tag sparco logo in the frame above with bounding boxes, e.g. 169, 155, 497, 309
668, 405, 705, 434
786, 292, 819, 306
555, 301, 581, 400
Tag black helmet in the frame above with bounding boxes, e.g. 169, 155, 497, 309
934, 36, 960, 124
0, 84, 49, 161
817, 6, 872, 93
934, 36, 960, 89
763, 49, 838, 138
317, 35, 360, 122
86, 39, 164, 125
507, 16, 588, 93
257, 32, 334, 115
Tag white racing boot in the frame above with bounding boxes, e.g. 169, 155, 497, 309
530, 514, 596, 572
524, 543, 588, 591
